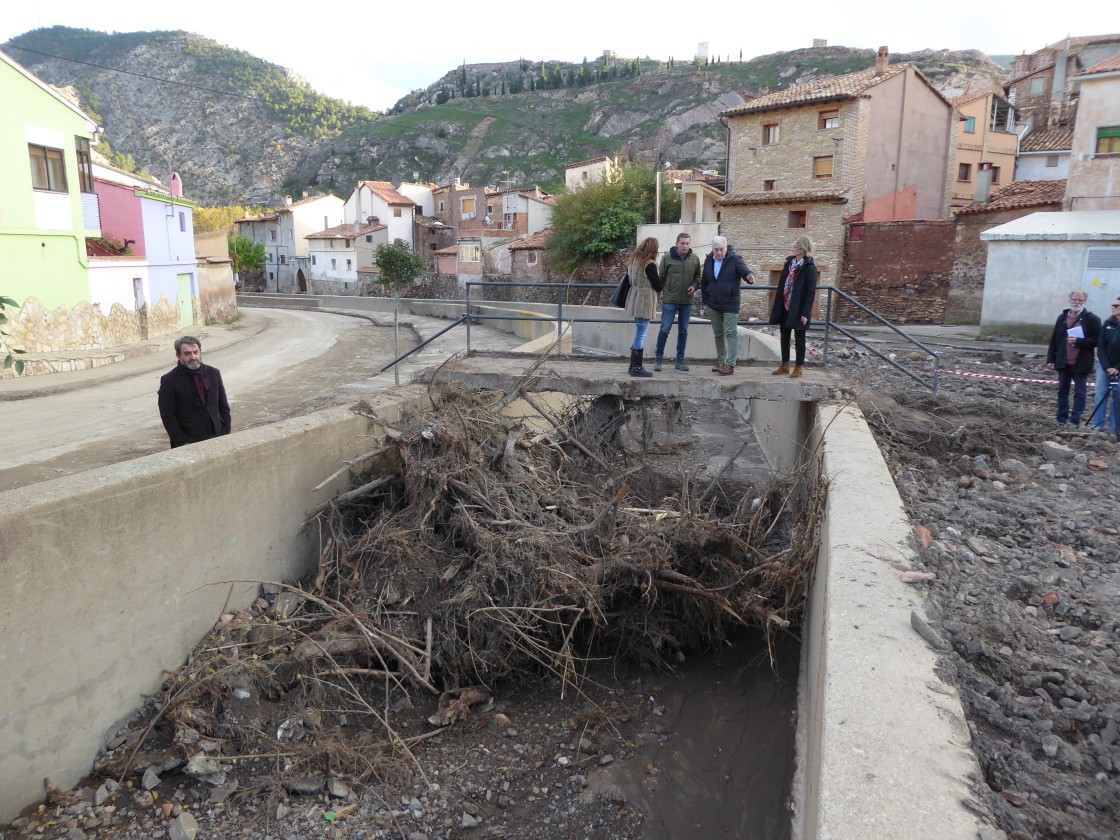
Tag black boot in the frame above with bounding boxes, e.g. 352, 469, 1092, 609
629, 348, 653, 378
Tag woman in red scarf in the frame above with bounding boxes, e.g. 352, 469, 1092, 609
768, 236, 818, 379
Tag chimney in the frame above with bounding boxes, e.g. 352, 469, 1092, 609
974, 164, 993, 203
876, 46, 889, 75
352, 221, 360, 234
169, 172, 183, 198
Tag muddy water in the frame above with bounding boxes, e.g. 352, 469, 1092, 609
600, 631, 800, 839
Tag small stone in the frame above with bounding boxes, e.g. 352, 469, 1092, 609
966, 536, 989, 556
1042, 441, 1075, 462
599, 753, 615, 766
276, 802, 291, 820
461, 812, 480, 828
168, 812, 199, 840
327, 779, 350, 799
141, 766, 161, 791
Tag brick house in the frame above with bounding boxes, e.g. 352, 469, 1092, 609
1064, 55, 1120, 211
716, 47, 956, 317
1005, 35, 1120, 132
949, 92, 1017, 209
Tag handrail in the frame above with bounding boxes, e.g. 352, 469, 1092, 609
381, 280, 942, 396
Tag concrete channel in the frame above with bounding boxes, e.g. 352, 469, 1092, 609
0, 296, 991, 837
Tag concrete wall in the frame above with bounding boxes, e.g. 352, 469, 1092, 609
794, 403, 986, 840
0, 388, 432, 819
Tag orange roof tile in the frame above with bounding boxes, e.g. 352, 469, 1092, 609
1020, 129, 1074, 153
722, 65, 909, 117
358, 180, 415, 207
508, 229, 552, 250
306, 222, 386, 240
434, 245, 459, 255
950, 91, 990, 107
1080, 55, 1120, 76
954, 180, 1066, 216
716, 189, 848, 206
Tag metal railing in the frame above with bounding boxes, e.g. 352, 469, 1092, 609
378, 280, 942, 395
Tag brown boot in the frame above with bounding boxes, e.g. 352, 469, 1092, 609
771, 362, 790, 375
789, 365, 803, 378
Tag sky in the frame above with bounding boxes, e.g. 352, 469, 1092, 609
0, 2, 1105, 111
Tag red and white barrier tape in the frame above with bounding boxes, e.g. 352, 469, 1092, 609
946, 370, 1102, 387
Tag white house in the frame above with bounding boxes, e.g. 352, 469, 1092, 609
344, 181, 416, 248
498, 187, 555, 234
397, 181, 435, 217
979, 210, 1120, 338
235, 194, 344, 292
1015, 129, 1073, 182
563, 156, 617, 191
305, 221, 388, 294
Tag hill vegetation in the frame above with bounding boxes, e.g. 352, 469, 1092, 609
3, 28, 1007, 206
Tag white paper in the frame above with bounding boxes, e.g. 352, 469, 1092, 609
1068, 325, 1085, 339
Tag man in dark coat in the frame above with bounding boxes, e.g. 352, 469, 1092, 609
1046, 290, 1101, 427
1095, 296, 1120, 439
158, 335, 232, 448
700, 236, 754, 375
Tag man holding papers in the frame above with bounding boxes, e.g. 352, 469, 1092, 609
1046, 290, 1101, 427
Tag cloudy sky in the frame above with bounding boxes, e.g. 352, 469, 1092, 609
0, 2, 1099, 111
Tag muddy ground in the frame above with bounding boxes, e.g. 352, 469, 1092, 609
6, 334, 1120, 840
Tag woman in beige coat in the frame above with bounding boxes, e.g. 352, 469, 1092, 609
624, 237, 663, 377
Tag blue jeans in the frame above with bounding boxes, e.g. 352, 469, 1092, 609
632, 318, 650, 351
1091, 360, 1112, 429
1057, 368, 1088, 425
708, 311, 738, 367
655, 303, 692, 360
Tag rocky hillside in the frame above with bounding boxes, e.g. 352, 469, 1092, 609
4, 29, 1007, 206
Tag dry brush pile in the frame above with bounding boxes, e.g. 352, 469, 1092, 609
101, 381, 824, 796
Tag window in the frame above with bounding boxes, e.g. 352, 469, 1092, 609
989, 165, 1000, 185
1030, 77, 1044, 95
461, 197, 476, 217
958, 163, 972, 182
346, 259, 352, 271
393, 207, 402, 217
486, 203, 494, 215
460, 243, 480, 262
439, 200, 445, 212
28, 144, 67, 192
963, 116, 976, 133
1096, 126, 1120, 155
762, 123, 780, 145
504, 212, 517, 229
75, 137, 93, 193
818, 109, 840, 130
270, 230, 277, 241
527, 251, 538, 266
366, 235, 373, 243
179, 212, 186, 232
312, 255, 317, 265
1046, 155, 1059, 168
787, 210, 806, 228
763, 179, 775, 191
330, 258, 337, 270
279, 254, 286, 264
812, 156, 833, 179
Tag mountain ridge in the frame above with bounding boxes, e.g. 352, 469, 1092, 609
4, 28, 1008, 206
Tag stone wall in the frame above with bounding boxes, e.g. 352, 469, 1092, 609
148, 297, 182, 339
198, 262, 239, 324
840, 221, 955, 323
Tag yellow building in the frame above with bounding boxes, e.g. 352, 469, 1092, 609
949, 92, 1018, 209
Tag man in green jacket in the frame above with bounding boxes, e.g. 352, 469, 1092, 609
654, 232, 701, 371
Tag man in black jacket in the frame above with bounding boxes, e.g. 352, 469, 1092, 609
1046, 291, 1101, 427
1096, 297, 1120, 439
158, 335, 232, 448
701, 236, 754, 375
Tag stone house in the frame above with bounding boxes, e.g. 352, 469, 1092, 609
304, 221, 388, 295
949, 92, 1017, 209
563, 156, 617, 191
235, 194, 344, 293
343, 181, 416, 248
1015, 129, 1073, 181
1064, 55, 1120, 211
1005, 35, 1120, 132
716, 47, 956, 318
413, 216, 454, 268
508, 229, 550, 281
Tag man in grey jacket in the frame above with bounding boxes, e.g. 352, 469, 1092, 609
654, 233, 702, 371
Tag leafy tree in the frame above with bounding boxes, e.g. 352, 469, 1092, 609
545, 162, 682, 274
1, 296, 26, 375
373, 240, 426, 385
228, 235, 265, 279
196, 205, 250, 234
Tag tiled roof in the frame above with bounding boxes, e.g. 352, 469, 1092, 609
1080, 55, 1120, 76
1020, 129, 1074, 152
716, 189, 848, 206
1006, 62, 1054, 86
950, 91, 990, 107
434, 246, 459, 255
722, 65, 909, 116
237, 213, 279, 223
358, 180, 415, 207
306, 222, 386, 240
563, 156, 612, 169
284, 194, 336, 209
508, 229, 552, 250
954, 180, 1066, 215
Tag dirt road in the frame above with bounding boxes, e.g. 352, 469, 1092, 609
0, 309, 399, 491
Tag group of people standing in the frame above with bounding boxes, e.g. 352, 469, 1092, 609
623, 233, 818, 378
1046, 290, 1120, 438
